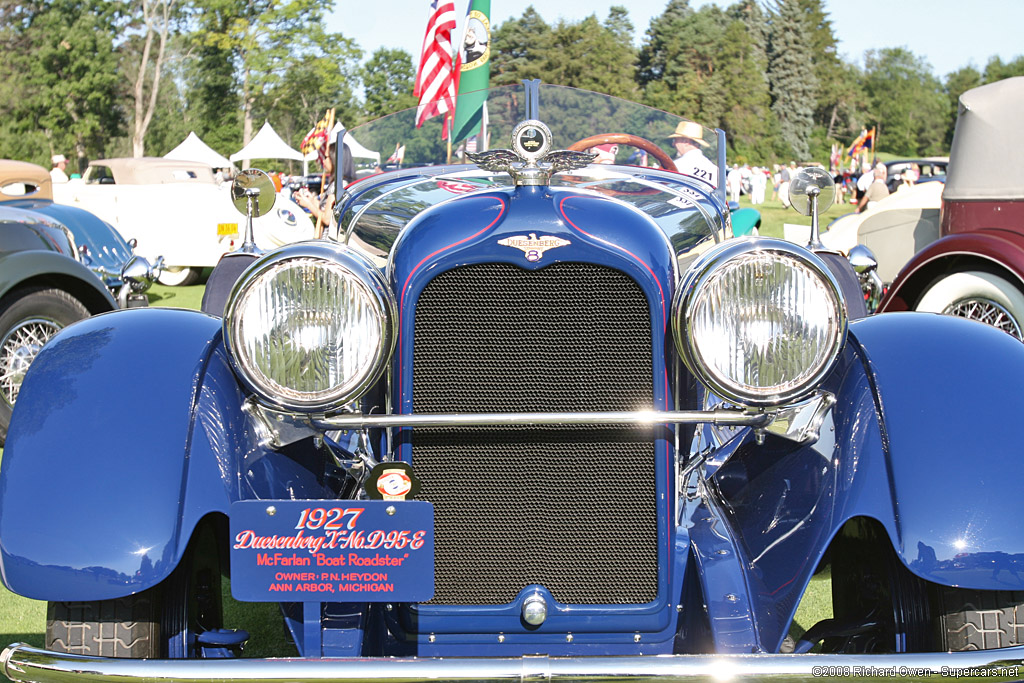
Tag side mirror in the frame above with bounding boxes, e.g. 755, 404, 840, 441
788, 167, 835, 250
230, 169, 276, 255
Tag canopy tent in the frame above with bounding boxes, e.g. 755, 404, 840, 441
301, 125, 381, 174
164, 132, 234, 169
230, 121, 304, 163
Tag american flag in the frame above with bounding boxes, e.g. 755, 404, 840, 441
414, 0, 457, 136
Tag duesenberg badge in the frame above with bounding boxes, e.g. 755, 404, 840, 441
498, 233, 570, 262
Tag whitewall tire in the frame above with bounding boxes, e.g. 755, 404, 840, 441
915, 270, 1024, 340
157, 266, 201, 287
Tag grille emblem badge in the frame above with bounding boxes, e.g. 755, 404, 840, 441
498, 233, 570, 262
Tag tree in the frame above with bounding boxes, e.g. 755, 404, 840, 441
538, 11, 637, 99
125, 0, 179, 157
638, 0, 730, 120
713, 18, 779, 162
192, 0, 354, 167
943, 66, 981, 147
0, 0, 125, 168
983, 55, 1024, 83
182, 0, 241, 156
259, 21, 361, 159
765, 0, 817, 160
489, 7, 553, 87
362, 48, 416, 119
862, 47, 947, 156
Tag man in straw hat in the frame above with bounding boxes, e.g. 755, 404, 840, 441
668, 121, 718, 188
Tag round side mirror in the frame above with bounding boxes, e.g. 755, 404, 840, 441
788, 167, 835, 216
230, 169, 276, 218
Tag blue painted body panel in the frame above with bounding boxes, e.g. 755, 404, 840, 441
0, 308, 227, 599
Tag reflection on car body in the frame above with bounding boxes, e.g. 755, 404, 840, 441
3, 83, 1024, 683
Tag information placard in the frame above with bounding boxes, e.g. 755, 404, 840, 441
229, 500, 434, 602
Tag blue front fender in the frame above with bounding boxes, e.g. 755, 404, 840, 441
849, 312, 1024, 589
0, 308, 250, 601
698, 311, 1024, 653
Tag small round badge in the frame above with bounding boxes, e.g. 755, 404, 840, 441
366, 461, 421, 501
511, 120, 552, 162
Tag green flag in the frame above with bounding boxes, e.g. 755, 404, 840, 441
450, 0, 491, 144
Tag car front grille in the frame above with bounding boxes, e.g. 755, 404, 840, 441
411, 262, 659, 605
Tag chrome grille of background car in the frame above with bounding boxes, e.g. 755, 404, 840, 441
412, 262, 659, 605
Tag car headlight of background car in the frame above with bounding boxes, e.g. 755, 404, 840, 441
224, 242, 396, 411
673, 238, 847, 407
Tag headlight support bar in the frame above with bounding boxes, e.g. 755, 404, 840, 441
249, 392, 835, 449
312, 409, 769, 430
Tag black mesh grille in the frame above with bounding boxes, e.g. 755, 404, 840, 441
412, 262, 659, 605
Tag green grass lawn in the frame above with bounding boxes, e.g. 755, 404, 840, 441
740, 190, 859, 241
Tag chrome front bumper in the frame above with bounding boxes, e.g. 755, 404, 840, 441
4, 643, 1024, 683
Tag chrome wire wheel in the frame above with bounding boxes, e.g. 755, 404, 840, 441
0, 316, 62, 408
916, 270, 1024, 341
943, 298, 1023, 340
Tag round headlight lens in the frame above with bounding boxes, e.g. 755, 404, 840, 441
674, 238, 846, 406
225, 245, 395, 411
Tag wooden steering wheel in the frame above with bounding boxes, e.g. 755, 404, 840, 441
568, 133, 677, 173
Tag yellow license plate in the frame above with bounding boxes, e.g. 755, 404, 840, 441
218, 222, 238, 236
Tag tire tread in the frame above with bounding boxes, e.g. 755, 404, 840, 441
46, 592, 160, 658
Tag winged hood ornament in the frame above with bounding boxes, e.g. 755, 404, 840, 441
467, 120, 596, 186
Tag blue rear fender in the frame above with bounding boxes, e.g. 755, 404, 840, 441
0, 308, 250, 601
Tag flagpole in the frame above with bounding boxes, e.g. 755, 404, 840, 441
446, 113, 453, 164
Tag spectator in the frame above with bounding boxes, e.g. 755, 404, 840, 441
857, 162, 890, 212
50, 154, 69, 183
750, 166, 767, 205
726, 164, 742, 202
668, 121, 718, 187
778, 162, 795, 208
294, 132, 355, 238
854, 161, 873, 203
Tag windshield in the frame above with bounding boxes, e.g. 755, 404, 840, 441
348, 84, 723, 184
339, 83, 729, 265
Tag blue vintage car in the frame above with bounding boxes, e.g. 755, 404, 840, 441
2, 84, 1023, 681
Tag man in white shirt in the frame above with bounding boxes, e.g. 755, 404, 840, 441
50, 154, 69, 183
668, 121, 718, 188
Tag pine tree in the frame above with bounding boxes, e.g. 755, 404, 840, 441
765, 0, 817, 160
490, 7, 552, 87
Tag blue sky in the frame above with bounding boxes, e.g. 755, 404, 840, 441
329, 0, 1023, 79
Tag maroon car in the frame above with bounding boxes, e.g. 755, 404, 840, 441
878, 76, 1024, 338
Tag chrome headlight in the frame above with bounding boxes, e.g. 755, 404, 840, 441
673, 238, 847, 406
224, 242, 396, 411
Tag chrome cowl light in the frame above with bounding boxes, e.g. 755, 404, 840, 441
673, 238, 847, 406
224, 242, 396, 411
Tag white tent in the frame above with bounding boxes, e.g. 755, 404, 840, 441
164, 132, 234, 169
230, 121, 304, 163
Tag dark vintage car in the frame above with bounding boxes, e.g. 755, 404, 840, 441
0, 160, 159, 443
883, 157, 948, 193
877, 76, 1024, 337
3, 84, 1024, 681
